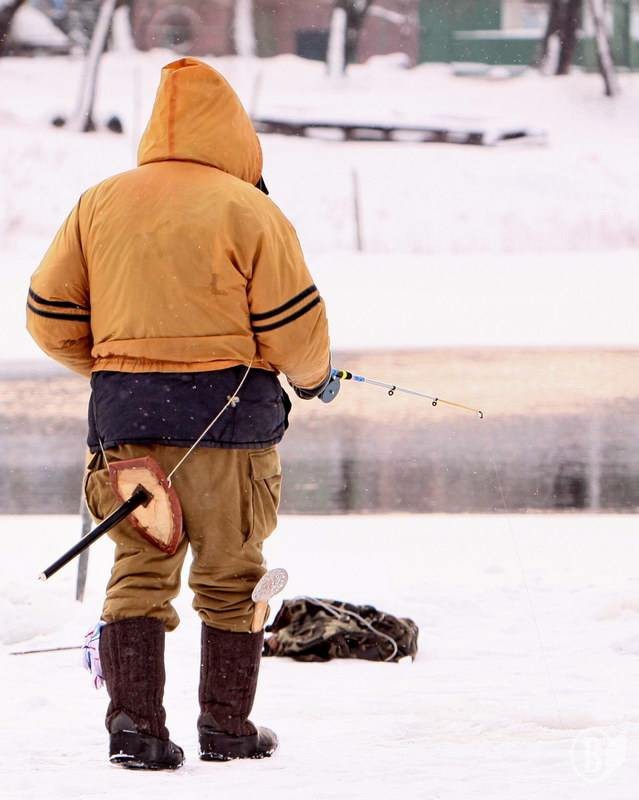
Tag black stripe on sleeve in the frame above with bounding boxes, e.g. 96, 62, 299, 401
252, 296, 321, 333
250, 284, 317, 322
29, 288, 89, 311
27, 302, 90, 323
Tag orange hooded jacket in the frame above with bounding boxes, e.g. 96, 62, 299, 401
27, 58, 330, 391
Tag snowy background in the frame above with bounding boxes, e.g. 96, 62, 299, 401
1, 44, 639, 799
1, 52, 639, 354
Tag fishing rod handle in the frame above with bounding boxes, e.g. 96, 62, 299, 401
331, 369, 365, 382
39, 486, 151, 582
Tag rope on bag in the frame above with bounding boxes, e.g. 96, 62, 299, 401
296, 596, 400, 662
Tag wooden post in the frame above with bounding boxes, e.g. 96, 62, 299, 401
234, 0, 256, 57
327, 6, 347, 77
75, 496, 93, 602
587, 0, 620, 96
352, 169, 363, 252
66, 0, 118, 132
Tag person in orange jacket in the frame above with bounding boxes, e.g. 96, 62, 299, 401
27, 57, 338, 769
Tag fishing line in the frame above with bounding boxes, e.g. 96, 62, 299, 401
166, 358, 253, 485
486, 426, 565, 730
333, 366, 563, 722
92, 360, 254, 486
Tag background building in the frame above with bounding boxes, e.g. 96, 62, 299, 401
419, 0, 638, 71
130, 0, 419, 64
128, 0, 639, 71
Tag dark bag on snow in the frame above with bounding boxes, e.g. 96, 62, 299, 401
263, 597, 418, 663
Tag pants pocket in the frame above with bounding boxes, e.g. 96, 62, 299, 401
83, 451, 116, 523
247, 447, 281, 545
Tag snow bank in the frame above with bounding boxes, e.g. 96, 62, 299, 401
0, 52, 637, 256
9, 5, 69, 48
0, 51, 637, 351
2, 513, 639, 798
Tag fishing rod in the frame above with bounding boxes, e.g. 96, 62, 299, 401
10, 646, 81, 656
331, 369, 484, 419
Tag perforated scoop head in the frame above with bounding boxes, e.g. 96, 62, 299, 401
251, 568, 288, 632
252, 568, 288, 603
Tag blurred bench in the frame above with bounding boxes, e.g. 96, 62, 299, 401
252, 115, 546, 146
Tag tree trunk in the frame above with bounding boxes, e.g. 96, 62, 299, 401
540, 0, 582, 75
0, 0, 27, 54
66, 0, 117, 132
234, 0, 256, 58
343, 0, 374, 65
327, 0, 373, 74
556, 0, 582, 74
540, 0, 562, 72
112, 1, 135, 52
587, 0, 620, 96
327, 6, 347, 77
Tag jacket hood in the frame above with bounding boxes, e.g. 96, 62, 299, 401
138, 57, 263, 185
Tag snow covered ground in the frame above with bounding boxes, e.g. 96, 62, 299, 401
1, 52, 638, 359
2, 513, 639, 799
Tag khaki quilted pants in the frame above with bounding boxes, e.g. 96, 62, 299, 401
84, 443, 281, 632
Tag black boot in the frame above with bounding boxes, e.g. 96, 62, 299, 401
100, 617, 184, 770
198, 624, 278, 761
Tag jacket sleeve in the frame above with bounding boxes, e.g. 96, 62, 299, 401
26, 202, 94, 378
247, 208, 330, 390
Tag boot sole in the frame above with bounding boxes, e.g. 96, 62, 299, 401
110, 754, 166, 770
109, 731, 184, 771
199, 748, 276, 762
199, 729, 278, 762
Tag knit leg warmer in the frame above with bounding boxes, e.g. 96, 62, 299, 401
198, 624, 264, 737
99, 617, 169, 740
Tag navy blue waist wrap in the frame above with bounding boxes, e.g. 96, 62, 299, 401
87, 366, 291, 452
